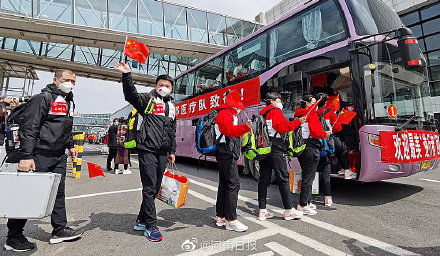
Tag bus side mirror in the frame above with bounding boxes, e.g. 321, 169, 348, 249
397, 28, 422, 70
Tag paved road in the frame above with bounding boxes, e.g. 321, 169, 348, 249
1, 144, 439, 256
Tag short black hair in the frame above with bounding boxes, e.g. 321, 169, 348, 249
156, 74, 174, 87
265, 92, 281, 106
113, 118, 119, 123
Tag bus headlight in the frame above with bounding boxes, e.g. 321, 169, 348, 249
368, 134, 381, 147
388, 164, 400, 172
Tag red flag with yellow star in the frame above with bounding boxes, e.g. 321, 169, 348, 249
124, 37, 150, 64
86, 162, 105, 178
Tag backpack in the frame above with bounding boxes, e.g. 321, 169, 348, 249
283, 123, 306, 157
241, 108, 275, 160
3, 92, 51, 164
124, 108, 139, 149
319, 110, 335, 157
195, 110, 222, 156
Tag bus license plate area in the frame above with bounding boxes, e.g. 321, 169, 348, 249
421, 160, 431, 170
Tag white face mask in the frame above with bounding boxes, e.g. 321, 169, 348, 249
276, 102, 283, 110
57, 78, 74, 94
156, 87, 171, 97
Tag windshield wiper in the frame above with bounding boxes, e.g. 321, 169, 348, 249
396, 115, 422, 131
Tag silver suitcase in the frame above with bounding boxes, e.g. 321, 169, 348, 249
0, 172, 61, 219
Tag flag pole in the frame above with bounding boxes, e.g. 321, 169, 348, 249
123, 36, 128, 58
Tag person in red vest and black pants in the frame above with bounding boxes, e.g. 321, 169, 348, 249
214, 89, 252, 232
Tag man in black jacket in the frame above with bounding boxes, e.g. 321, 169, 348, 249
114, 61, 176, 242
106, 118, 119, 172
4, 69, 83, 252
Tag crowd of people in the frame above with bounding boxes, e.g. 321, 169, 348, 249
1, 61, 354, 251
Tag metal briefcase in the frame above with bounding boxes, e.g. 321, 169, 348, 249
0, 172, 62, 219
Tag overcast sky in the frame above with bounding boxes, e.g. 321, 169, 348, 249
7, 0, 281, 114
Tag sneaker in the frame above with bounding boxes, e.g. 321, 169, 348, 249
301, 206, 318, 215
50, 227, 83, 244
144, 226, 162, 242
345, 169, 357, 180
257, 209, 274, 221
325, 196, 333, 207
106, 168, 113, 172
122, 169, 132, 175
4, 234, 36, 252
225, 220, 248, 232
134, 219, 147, 231
215, 216, 226, 227
114, 169, 122, 174
308, 202, 317, 210
284, 208, 303, 220
338, 169, 345, 175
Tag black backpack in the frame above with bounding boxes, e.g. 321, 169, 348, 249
283, 121, 306, 158
2, 92, 50, 164
241, 108, 275, 160
195, 110, 222, 156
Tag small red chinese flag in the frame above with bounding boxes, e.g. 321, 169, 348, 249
124, 37, 150, 64
325, 95, 341, 111
337, 108, 357, 125
87, 162, 105, 178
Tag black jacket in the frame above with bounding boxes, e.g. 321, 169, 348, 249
19, 84, 74, 159
122, 73, 176, 155
107, 124, 118, 148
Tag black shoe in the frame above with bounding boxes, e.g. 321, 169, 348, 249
50, 227, 83, 244
4, 234, 36, 252
106, 168, 113, 172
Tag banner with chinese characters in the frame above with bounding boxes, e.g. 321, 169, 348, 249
175, 77, 261, 119
380, 130, 440, 164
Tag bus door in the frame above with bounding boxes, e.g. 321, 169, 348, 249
277, 70, 305, 118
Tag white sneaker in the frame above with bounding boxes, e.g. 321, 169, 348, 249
114, 169, 122, 174
308, 202, 317, 210
215, 216, 225, 227
257, 209, 274, 221
284, 208, 303, 220
325, 196, 333, 207
338, 169, 345, 175
225, 220, 248, 232
344, 169, 357, 180
301, 206, 317, 215
122, 169, 132, 175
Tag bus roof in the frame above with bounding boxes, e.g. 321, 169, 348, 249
175, 0, 323, 79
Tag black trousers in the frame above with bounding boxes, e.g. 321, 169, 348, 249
7, 154, 68, 238
215, 153, 240, 221
318, 156, 331, 197
137, 150, 167, 228
106, 147, 117, 170
298, 144, 320, 207
334, 135, 349, 170
258, 150, 291, 209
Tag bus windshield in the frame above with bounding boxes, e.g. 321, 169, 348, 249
346, 0, 403, 35
362, 43, 432, 120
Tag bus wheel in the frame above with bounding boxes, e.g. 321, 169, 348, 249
245, 159, 276, 183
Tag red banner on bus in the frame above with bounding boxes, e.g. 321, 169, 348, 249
380, 130, 440, 163
175, 77, 261, 119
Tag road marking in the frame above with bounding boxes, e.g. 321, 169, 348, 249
183, 189, 346, 256
66, 188, 142, 200
248, 252, 275, 256
188, 177, 417, 256
265, 242, 302, 256
419, 178, 440, 183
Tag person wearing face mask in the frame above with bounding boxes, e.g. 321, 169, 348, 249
294, 95, 331, 216
214, 89, 252, 232
4, 69, 83, 252
106, 118, 119, 173
257, 92, 306, 221
114, 61, 176, 242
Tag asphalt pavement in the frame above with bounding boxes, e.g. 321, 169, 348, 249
1, 143, 439, 256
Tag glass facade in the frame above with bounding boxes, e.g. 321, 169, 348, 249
400, 1, 440, 96
0, 0, 261, 46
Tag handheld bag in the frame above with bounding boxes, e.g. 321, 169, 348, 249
241, 109, 274, 160
289, 169, 319, 195
0, 172, 61, 219
195, 110, 221, 156
156, 163, 189, 209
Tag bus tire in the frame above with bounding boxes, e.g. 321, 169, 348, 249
245, 158, 276, 183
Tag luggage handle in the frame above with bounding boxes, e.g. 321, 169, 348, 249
17, 170, 34, 173
167, 163, 181, 176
